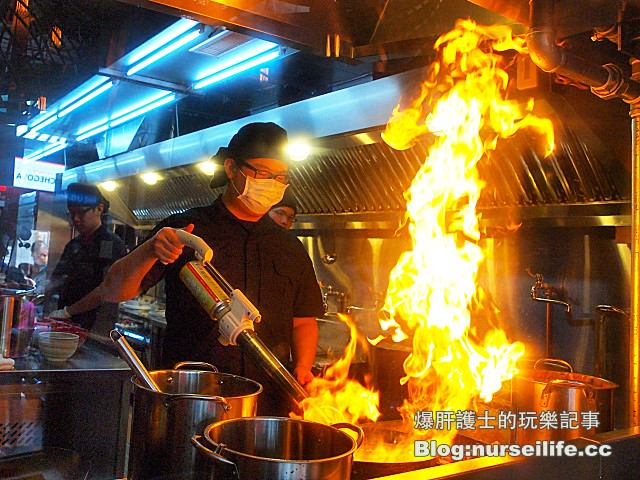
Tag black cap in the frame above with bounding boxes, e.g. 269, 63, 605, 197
66, 183, 109, 211
272, 188, 297, 214
209, 122, 288, 189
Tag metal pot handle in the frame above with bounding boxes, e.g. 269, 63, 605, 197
172, 361, 219, 372
331, 422, 365, 448
164, 394, 231, 412
191, 434, 239, 479
534, 358, 573, 373
540, 379, 595, 409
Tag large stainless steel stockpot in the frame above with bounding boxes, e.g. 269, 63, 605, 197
128, 362, 262, 480
0, 286, 36, 358
192, 416, 364, 480
513, 358, 617, 444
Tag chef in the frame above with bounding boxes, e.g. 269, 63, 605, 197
97, 122, 324, 415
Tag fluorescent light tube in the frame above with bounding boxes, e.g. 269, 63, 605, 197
76, 123, 109, 142
29, 114, 60, 133
193, 48, 280, 90
76, 117, 109, 136
195, 41, 278, 81
110, 90, 172, 121
58, 81, 114, 118
127, 29, 201, 76
109, 93, 176, 128
128, 19, 198, 65
24, 142, 68, 161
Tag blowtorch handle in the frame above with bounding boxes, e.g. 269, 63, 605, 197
237, 329, 309, 405
175, 230, 214, 263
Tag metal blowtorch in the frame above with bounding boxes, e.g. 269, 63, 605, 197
174, 230, 309, 407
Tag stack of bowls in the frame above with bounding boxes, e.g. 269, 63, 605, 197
38, 332, 79, 362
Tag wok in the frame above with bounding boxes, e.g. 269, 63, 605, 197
351, 420, 481, 480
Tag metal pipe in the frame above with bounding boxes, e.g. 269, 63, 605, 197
526, 0, 640, 426
527, 0, 640, 103
594, 305, 627, 378
236, 329, 308, 406
629, 58, 640, 428
1, 296, 15, 358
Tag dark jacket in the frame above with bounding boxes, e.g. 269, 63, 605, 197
51, 224, 126, 329
141, 197, 324, 414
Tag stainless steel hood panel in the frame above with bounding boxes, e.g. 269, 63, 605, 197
61, 67, 423, 188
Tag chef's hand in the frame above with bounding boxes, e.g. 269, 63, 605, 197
151, 223, 195, 265
49, 307, 71, 319
293, 366, 314, 386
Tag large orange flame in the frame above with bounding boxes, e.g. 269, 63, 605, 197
299, 18, 554, 460
380, 18, 552, 436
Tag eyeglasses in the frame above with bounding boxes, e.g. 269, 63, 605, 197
67, 206, 94, 218
241, 163, 289, 184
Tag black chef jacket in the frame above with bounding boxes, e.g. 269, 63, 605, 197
51, 224, 126, 329
141, 197, 324, 414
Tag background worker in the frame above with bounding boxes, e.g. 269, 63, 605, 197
19, 240, 49, 294
268, 189, 297, 229
48, 183, 126, 330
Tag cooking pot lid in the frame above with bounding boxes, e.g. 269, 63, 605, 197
517, 369, 618, 389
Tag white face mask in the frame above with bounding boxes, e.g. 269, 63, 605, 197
234, 173, 288, 215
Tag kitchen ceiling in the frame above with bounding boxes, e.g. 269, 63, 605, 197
3, 0, 640, 173
1, 0, 376, 168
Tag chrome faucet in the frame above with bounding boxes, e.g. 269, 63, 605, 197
528, 271, 572, 358
530, 273, 572, 313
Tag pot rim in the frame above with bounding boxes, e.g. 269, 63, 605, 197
131, 370, 264, 397
203, 416, 360, 463
515, 370, 618, 390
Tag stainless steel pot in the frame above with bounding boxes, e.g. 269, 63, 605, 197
513, 358, 617, 444
0, 286, 36, 358
192, 416, 364, 480
128, 362, 262, 480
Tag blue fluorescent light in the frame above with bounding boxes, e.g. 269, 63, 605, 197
24, 110, 57, 133
29, 114, 60, 133
77, 117, 109, 136
58, 76, 110, 111
24, 130, 39, 140
58, 81, 114, 118
23, 142, 68, 161
195, 41, 278, 81
109, 93, 176, 128
110, 90, 172, 120
127, 29, 201, 76
76, 123, 109, 142
193, 48, 280, 90
128, 19, 198, 65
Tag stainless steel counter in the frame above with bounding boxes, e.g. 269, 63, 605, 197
0, 340, 132, 479
7, 339, 130, 377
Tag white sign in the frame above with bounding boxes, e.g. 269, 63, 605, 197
13, 158, 65, 192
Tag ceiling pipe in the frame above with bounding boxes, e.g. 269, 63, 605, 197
527, 0, 640, 103
527, 0, 640, 428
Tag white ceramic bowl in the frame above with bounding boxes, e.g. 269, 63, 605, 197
38, 331, 79, 362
